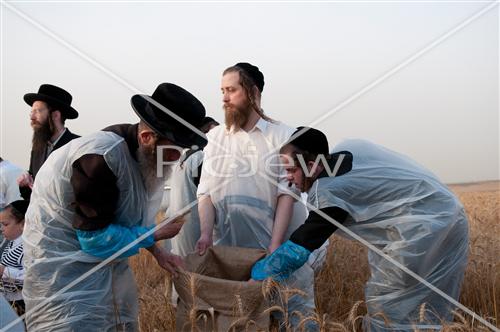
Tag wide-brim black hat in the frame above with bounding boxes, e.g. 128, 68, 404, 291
24, 84, 78, 119
201, 116, 219, 126
131, 83, 207, 149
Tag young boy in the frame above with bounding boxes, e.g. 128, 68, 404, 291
0, 200, 28, 315
251, 127, 469, 331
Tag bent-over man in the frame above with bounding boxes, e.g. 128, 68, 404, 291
23, 83, 207, 331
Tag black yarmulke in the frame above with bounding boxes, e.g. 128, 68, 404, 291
235, 62, 265, 92
10, 200, 29, 215
287, 127, 329, 156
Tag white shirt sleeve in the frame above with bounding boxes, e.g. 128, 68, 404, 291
0, 163, 23, 208
196, 131, 216, 198
0, 191, 6, 209
4, 180, 22, 207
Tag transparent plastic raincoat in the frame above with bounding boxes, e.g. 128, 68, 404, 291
308, 139, 469, 331
197, 121, 317, 330
198, 121, 308, 249
167, 150, 203, 256
23, 131, 146, 331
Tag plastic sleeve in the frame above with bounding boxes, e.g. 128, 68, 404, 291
251, 240, 311, 282
76, 224, 156, 259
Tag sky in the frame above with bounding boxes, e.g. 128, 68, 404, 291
1, 0, 498, 184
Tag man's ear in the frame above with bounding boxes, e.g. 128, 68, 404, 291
51, 110, 61, 122
307, 160, 317, 172
164, 149, 181, 162
138, 130, 156, 146
307, 160, 324, 177
252, 86, 261, 101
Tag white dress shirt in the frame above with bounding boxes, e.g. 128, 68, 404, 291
197, 118, 303, 249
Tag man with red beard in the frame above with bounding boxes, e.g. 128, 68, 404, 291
22, 83, 208, 331
195, 63, 317, 330
17, 84, 80, 196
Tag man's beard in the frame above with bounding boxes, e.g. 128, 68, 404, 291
224, 100, 253, 131
137, 144, 172, 194
31, 116, 54, 154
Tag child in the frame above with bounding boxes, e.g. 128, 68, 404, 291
251, 127, 469, 331
0, 199, 28, 315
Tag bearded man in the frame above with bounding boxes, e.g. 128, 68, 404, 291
17, 84, 80, 194
195, 63, 317, 331
22, 83, 207, 331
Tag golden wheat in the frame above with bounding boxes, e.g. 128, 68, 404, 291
131, 187, 499, 331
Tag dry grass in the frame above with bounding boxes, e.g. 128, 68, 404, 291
131, 252, 176, 331
456, 191, 499, 325
130, 188, 499, 331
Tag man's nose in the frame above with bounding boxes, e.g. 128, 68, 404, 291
222, 92, 229, 103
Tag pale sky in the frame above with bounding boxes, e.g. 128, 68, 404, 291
1, 1, 498, 184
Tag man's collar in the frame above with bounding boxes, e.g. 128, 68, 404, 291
227, 116, 268, 135
252, 117, 268, 133
48, 128, 67, 147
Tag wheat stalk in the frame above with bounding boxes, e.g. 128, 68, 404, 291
131, 188, 500, 332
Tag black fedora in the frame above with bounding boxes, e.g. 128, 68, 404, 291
131, 83, 207, 149
24, 84, 79, 119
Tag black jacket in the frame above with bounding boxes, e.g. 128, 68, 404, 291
20, 129, 80, 200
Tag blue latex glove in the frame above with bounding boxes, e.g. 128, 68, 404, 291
76, 224, 156, 259
251, 240, 311, 282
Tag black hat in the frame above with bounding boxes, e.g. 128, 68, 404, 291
24, 84, 78, 119
10, 200, 29, 216
287, 127, 329, 156
235, 62, 265, 92
131, 83, 207, 149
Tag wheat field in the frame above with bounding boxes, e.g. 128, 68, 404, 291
130, 184, 500, 331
